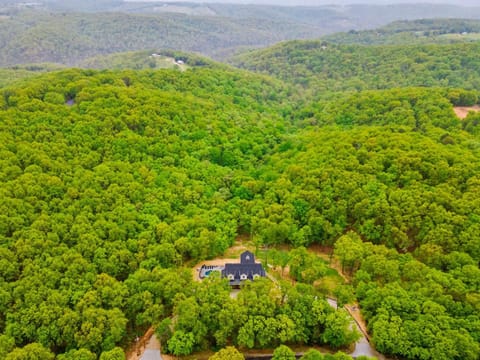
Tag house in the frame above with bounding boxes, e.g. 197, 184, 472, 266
222, 251, 266, 286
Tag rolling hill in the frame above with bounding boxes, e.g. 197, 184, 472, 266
323, 18, 480, 45
1, 3, 480, 66
0, 10, 324, 66
231, 41, 480, 96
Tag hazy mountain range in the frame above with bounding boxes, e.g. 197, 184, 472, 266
1, 0, 480, 66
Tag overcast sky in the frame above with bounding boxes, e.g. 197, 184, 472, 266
125, 0, 480, 5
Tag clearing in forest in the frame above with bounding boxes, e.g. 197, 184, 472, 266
453, 105, 480, 119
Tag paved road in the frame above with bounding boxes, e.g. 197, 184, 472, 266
140, 349, 162, 360
140, 334, 162, 360
327, 297, 386, 360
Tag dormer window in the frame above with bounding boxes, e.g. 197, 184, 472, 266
220, 251, 265, 286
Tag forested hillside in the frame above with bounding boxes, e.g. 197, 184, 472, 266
323, 19, 480, 45
1, 2, 480, 66
0, 67, 295, 358
232, 41, 480, 96
229, 36, 480, 359
0, 11, 321, 66
77, 50, 222, 71
1, 63, 480, 359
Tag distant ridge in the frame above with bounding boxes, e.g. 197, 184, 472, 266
1, 3, 480, 66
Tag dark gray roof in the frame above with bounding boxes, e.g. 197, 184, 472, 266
222, 251, 266, 285
223, 263, 265, 276
240, 250, 256, 264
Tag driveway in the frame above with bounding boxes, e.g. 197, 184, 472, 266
140, 334, 162, 360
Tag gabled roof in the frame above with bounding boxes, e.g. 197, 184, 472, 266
223, 263, 265, 276
221, 251, 266, 284
240, 250, 255, 264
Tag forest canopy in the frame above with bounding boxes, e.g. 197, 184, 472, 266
0, 15, 479, 360
232, 41, 480, 97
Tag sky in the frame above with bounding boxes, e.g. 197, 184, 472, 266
125, 0, 480, 5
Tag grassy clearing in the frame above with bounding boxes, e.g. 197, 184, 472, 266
439, 33, 480, 40
79, 51, 190, 71
258, 246, 345, 296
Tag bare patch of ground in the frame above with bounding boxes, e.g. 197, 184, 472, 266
453, 105, 480, 119
162, 355, 176, 360
164, 57, 188, 71
224, 234, 254, 257
192, 258, 237, 281
267, 263, 295, 284
192, 235, 257, 281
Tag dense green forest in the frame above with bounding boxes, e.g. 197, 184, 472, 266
0, 10, 322, 66
0, 67, 294, 358
0, 64, 65, 88
1, 10, 480, 360
232, 41, 480, 97
231, 40, 480, 357
323, 19, 480, 45
1, 3, 480, 66
77, 50, 222, 71
0, 68, 43, 88
162, 278, 360, 356
1, 65, 480, 359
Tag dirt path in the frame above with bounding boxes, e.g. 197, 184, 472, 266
126, 328, 177, 360
307, 245, 373, 342
453, 105, 480, 119
346, 304, 370, 341
268, 243, 372, 346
